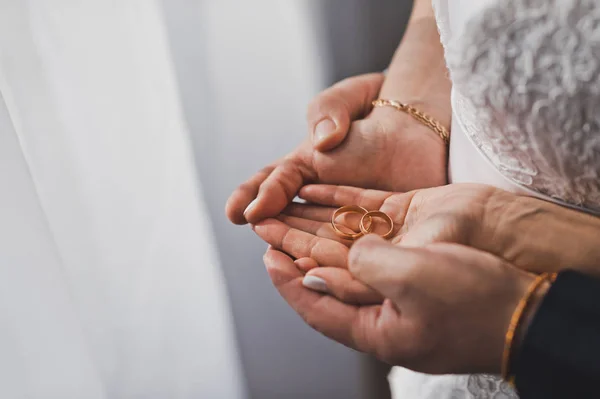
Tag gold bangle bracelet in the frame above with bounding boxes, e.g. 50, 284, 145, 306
502, 272, 558, 385
372, 99, 450, 145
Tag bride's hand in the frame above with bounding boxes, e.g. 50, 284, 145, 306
226, 73, 447, 225
253, 183, 600, 304
263, 235, 540, 375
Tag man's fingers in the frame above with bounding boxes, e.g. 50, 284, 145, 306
348, 235, 425, 300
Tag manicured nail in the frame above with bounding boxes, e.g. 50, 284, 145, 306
314, 119, 336, 145
244, 199, 258, 217
302, 275, 329, 294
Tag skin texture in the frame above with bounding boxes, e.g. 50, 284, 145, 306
262, 235, 535, 375
255, 182, 600, 374
253, 183, 600, 304
224, 1, 451, 392
226, 89, 447, 226
228, 0, 600, 378
226, 2, 451, 227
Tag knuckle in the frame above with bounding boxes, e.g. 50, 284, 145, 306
318, 224, 338, 242
259, 165, 276, 176
307, 93, 333, 117
347, 245, 364, 275
306, 236, 321, 258
308, 92, 344, 120
237, 181, 258, 194
273, 172, 299, 202
260, 161, 302, 200
335, 76, 356, 90
348, 240, 374, 276
279, 228, 294, 250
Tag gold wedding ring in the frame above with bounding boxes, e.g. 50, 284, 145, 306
332, 206, 395, 240
331, 205, 372, 240
360, 211, 395, 239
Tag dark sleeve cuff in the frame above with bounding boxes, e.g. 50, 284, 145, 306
512, 270, 600, 399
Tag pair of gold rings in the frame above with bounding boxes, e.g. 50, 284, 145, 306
331, 205, 394, 240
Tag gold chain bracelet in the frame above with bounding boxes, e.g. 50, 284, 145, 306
372, 99, 450, 145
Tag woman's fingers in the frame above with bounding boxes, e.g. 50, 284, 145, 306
297, 186, 414, 237
308, 73, 385, 152
294, 257, 319, 273
298, 184, 394, 210
276, 214, 352, 246
304, 267, 384, 305
282, 199, 406, 244
283, 203, 335, 222
253, 218, 349, 268
227, 155, 318, 225
225, 165, 276, 225
263, 248, 388, 352
277, 212, 395, 246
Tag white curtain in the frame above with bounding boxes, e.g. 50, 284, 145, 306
0, 1, 245, 398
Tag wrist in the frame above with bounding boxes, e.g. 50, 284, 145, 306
380, 9, 452, 133
499, 273, 554, 382
359, 103, 448, 189
375, 92, 452, 130
486, 195, 600, 276
510, 280, 551, 366
367, 102, 450, 149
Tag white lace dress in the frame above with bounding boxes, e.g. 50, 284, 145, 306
390, 0, 600, 398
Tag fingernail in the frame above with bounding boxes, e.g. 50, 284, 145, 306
302, 275, 329, 294
314, 119, 336, 145
244, 199, 258, 217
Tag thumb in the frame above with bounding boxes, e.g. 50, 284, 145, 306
348, 235, 424, 300
307, 73, 384, 152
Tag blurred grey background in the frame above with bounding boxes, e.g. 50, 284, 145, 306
161, 1, 412, 398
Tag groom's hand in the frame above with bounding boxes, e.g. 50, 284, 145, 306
264, 235, 536, 375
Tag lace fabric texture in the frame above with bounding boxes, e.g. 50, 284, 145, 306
460, 375, 516, 399
390, 369, 519, 399
390, 1, 600, 398
446, 0, 600, 212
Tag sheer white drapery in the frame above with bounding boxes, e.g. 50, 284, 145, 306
0, 1, 245, 398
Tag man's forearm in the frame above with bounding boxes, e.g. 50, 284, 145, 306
379, 0, 451, 128
482, 192, 600, 277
